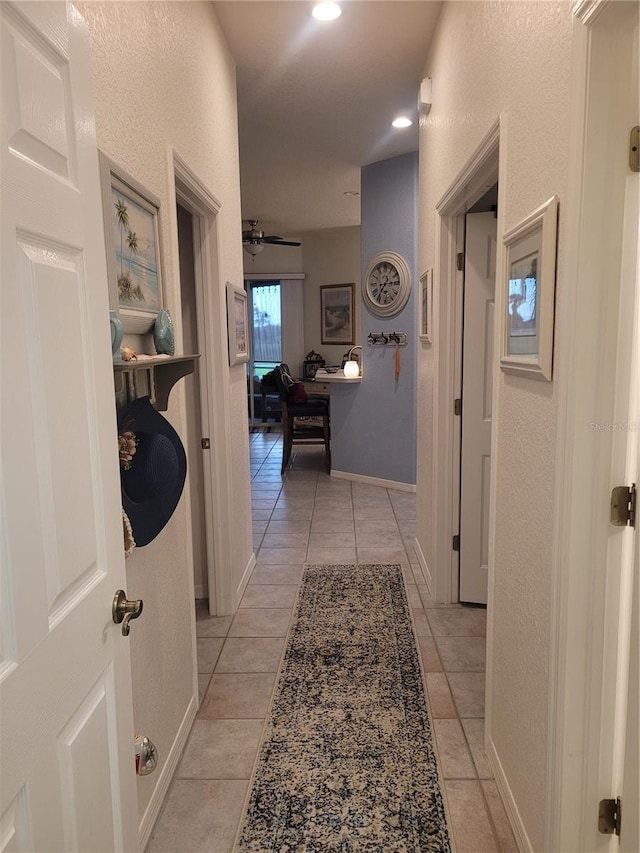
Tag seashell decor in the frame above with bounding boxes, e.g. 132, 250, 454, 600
120, 345, 137, 361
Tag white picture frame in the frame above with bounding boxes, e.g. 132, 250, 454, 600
500, 195, 558, 381
99, 152, 164, 334
226, 282, 249, 366
418, 269, 433, 343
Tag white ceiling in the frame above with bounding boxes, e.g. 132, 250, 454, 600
212, 1, 442, 240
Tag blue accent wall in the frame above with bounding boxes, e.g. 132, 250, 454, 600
331, 152, 418, 485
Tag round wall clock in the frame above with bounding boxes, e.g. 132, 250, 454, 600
362, 251, 411, 317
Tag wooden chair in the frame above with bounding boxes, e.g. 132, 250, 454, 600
273, 364, 330, 474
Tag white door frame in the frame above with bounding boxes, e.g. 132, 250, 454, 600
546, 1, 639, 849
169, 151, 236, 615
431, 120, 501, 604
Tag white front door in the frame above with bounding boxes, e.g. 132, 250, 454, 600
459, 211, 497, 604
0, 2, 139, 850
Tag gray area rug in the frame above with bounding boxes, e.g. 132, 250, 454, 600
235, 563, 452, 852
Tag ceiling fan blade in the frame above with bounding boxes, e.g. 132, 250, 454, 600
263, 237, 302, 247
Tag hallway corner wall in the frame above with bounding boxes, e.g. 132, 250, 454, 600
78, 0, 251, 833
331, 153, 418, 485
416, 2, 574, 849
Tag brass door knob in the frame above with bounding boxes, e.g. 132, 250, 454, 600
112, 589, 143, 636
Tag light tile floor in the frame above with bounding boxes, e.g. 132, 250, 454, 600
147, 433, 518, 852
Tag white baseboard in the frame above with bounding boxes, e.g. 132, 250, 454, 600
413, 537, 433, 592
486, 735, 533, 853
236, 551, 256, 606
138, 694, 199, 849
331, 469, 416, 493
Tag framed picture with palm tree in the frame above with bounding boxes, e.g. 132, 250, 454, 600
99, 153, 164, 334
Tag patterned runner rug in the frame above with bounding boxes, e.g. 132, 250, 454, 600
235, 564, 452, 852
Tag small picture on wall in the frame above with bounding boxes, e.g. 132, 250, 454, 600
500, 195, 558, 381
99, 152, 164, 334
320, 283, 354, 346
226, 282, 250, 366
418, 269, 432, 343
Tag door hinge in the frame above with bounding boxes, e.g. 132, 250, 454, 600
452, 534, 460, 552
456, 252, 465, 272
630, 126, 639, 173
610, 483, 636, 528
201, 438, 211, 450
598, 797, 621, 836
454, 398, 462, 416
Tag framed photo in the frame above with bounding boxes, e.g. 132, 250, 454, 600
418, 269, 433, 343
500, 195, 558, 381
226, 282, 249, 366
320, 283, 354, 346
99, 153, 164, 334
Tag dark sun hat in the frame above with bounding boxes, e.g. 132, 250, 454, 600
117, 396, 187, 548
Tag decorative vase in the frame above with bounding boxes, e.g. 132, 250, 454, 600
110, 310, 123, 363
153, 308, 175, 356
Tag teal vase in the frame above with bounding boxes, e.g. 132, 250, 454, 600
110, 310, 123, 363
154, 308, 175, 355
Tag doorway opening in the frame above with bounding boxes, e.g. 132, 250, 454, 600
247, 280, 282, 430
431, 120, 500, 606
173, 154, 236, 617
177, 202, 209, 600
458, 188, 498, 605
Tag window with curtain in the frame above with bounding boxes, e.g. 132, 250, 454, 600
251, 282, 281, 376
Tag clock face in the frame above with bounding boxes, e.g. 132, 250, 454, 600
368, 262, 400, 306
363, 251, 411, 317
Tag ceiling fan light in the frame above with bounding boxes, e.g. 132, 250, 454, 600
244, 242, 264, 256
312, 3, 341, 22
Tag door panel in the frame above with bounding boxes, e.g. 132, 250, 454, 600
1, 2, 138, 849
459, 211, 497, 604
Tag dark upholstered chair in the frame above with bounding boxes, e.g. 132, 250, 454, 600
273, 364, 330, 475
259, 373, 282, 428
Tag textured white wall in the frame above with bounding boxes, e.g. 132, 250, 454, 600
301, 227, 361, 363
416, 2, 573, 849
78, 0, 251, 825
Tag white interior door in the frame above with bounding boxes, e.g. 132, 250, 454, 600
0, 2, 138, 849
598, 9, 639, 849
459, 211, 497, 604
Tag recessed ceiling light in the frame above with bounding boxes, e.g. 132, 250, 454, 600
312, 3, 342, 22
344, 190, 359, 196
392, 117, 413, 129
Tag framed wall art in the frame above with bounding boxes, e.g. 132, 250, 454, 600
500, 195, 558, 381
320, 283, 354, 346
99, 153, 164, 334
418, 269, 433, 343
226, 282, 249, 366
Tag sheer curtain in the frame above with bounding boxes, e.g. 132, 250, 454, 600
251, 283, 281, 363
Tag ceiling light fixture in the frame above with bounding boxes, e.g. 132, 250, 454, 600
392, 117, 413, 129
243, 240, 264, 257
312, 2, 341, 22
344, 190, 359, 196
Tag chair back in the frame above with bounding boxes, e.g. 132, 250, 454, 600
273, 364, 293, 402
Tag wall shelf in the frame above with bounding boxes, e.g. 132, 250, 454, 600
114, 354, 199, 411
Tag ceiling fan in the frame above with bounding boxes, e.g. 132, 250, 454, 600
242, 219, 301, 257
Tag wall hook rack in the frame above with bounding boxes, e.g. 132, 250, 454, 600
367, 331, 408, 347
